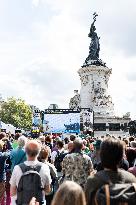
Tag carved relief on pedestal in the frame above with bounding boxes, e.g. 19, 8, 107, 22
69, 90, 81, 110
78, 64, 115, 116
104, 74, 109, 87
93, 92, 114, 116
80, 75, 89, 86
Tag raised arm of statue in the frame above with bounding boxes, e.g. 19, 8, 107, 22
88, 17, 96, 38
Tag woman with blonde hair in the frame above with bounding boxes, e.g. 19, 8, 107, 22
51, 181, 86, 205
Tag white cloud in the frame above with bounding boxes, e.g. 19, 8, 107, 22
32, 0, 40, 8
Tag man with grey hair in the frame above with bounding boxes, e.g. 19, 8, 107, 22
130, 141, 136, 148
10, 135, 27, 172
10, 140, 51, 205
62, 138, 93, 189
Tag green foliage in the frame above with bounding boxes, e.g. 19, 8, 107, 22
0, 97, 32, 130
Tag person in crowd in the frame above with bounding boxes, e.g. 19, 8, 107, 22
38, 135, 52, 162
45, 135, 53, 151
63, 137, 70, 150
51, 140, 66, 179
129, 136, 135, 143
64, 137, 69, 145
51, 181, 86, 205
85, 137, 136, 205
62, 138, 93, 189
10, 140, 52, 205
86, 138, 95, 152
10, 136, 27, 172
67, 141, 74, 153
123, 138, 129, 147
119, 141, 129, 171
1, 133, 13, 151
130, 140, 136, 149
126, 140, 136, 167
38, 135, 45, 146
51, 140, 64, 164
128, 158, 136, 176
119, 155, 129, 170
38, 146, 57, 179
12, 133, 21, 149
0, 140, 11, 204
89, 140, 102, 171
51, 137, 61, 152
38, 146, 58, 205
0, 132, 7, 140
70, 135, 76, 142
54, 141, 74, 187
0, 134, 13, 205
82, 139, 90, 154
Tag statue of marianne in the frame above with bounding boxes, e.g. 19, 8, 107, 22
85, 13, 100, 62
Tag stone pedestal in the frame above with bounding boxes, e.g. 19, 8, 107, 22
94, 115, 131, 137
78, 65, 114, 117
69, 64, 131, 137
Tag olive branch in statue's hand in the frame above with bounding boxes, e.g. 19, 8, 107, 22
93, 12, 98, 19
93, 12, 98, 23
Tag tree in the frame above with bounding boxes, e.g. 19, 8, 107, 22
0, 97, 32, 130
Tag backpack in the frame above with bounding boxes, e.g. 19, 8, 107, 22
16, 162, 44, 205
95, 171, 136, 205
54, 151, 66, 172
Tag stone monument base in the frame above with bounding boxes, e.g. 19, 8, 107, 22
94, 114, 131, 137
78, 65, 114, 116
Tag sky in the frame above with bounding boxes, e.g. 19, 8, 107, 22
0, 0, 136, 119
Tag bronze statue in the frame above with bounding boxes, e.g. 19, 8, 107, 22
88, 12, 100, 60
82, 13, 106, 67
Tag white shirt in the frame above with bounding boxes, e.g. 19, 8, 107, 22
10, 160, 51, 205
51, 149, 64, 163
10, 160, 52, 188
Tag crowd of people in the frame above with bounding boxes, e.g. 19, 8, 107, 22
0, 131, 136, 205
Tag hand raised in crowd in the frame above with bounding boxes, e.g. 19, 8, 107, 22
29, 197, 39, 205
